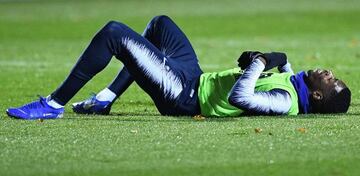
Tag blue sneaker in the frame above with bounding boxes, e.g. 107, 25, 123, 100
6, 97, 64, 120
72, 94, 112, 115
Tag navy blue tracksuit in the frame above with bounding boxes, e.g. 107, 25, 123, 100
51, 15, 203, 115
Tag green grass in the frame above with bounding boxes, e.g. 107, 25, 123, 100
1, 0, 360, 175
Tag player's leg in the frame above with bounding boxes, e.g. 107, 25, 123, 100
143, 15, 200, 64
142, 15, 203, 114
6, 20, 186, 119
91, 15, 203, 115
70, 19, 201, 116
7, 22, 124, 119
72, 15, 203, 115
107, 67, 133, 98
71, 67, 133, 115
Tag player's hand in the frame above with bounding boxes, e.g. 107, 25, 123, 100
262, 52, 287, 71
238, 51, 287, 71
237, 51, 265, 70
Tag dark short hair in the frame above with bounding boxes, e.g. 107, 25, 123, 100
312, 88, 351, 113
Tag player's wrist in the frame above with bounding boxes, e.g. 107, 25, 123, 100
256, 56, 267, 65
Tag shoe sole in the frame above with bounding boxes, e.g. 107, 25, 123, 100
6, 109, 63, 120
72, 106, 111, 115
6, 110, 21, 119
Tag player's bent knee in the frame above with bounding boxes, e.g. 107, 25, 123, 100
101, 20, 127, 35
155, 15, 171, 20
151, 15, 172, 25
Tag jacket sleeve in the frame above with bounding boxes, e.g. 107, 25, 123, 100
228, 59, 292, 115
278, 62, 294, 74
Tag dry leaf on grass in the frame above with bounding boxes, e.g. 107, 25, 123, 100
297, 128, 306, 133
193, 115, 205, 121
254, 128, 262, 133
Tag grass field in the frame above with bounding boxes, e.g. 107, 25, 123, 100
1, 0, 360, 175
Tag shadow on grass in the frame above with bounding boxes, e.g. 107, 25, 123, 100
61, 111, 240, 122
58, 110, 360, 123
5, 105, 357, 121
2, 111, 358, 122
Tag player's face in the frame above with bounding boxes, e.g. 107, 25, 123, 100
306, 69, 347, 96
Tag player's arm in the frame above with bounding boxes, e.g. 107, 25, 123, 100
265, 51, 294, 74
278, 61, 294, 74
228, 57, 292, 115
238, 51, 294, 74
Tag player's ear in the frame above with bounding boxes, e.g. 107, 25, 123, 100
311, 90, 323, 100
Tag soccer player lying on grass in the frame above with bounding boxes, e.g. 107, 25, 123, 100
6, 15, 351, 120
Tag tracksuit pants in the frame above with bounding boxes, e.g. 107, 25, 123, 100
51, 15, 203, 115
